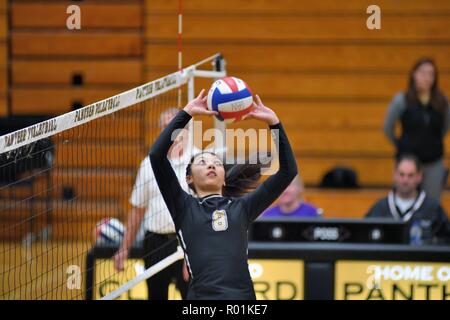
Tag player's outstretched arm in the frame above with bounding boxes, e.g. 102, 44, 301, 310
242, 95, 298, 223
149, 90, 217, 221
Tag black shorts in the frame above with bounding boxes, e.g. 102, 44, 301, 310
142, 231, 188, 300
142, 231, 179, 267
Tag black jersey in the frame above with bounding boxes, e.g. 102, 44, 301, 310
149, 110, 298, 300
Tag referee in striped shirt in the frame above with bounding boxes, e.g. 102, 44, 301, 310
113, 108, 199, 300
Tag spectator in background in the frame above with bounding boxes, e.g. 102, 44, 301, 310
384, 58, 450, 202
262, 175, 320, 218
365, 154, 450, 245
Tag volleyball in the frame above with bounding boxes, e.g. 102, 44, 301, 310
207, 76, 254, 123
94, 218, 125, 246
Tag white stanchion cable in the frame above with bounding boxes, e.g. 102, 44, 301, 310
101, 246, 184, 300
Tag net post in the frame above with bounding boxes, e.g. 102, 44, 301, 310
214, 54, 225, 73
213, 54, 227, 159
187, 71, 196, 157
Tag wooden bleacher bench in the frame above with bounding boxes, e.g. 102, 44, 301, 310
146, 43, 450, 71
55, 142, 143, 169
0, 169, 135, 200
147, 0, 450, 13
11, 2, 143, 29
11, 87, 128, 115
0, 198, 124, 240
146, 14, 450, 42
3, 0, 450, 243
12, 60, 143, 86
12, 32, 143, 57
148, 70, 449, 100
305, 188, 450, 219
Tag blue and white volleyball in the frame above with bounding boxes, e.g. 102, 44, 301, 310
95, 218, 125, 246
207, 76, 253, 123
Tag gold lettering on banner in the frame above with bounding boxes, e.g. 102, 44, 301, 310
3, 118, 58, 149
75, 105, 95, 123
135, 74, 177, 100
94, 96, 120, 115
336, 261, 450, 300
27, 119, 58, 139
74, 95, 120, 123
136, 83, 153, 99
4, 129, 27, 148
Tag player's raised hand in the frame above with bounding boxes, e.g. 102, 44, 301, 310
243, 95, 280, 126
183, 89, 218, 117
113, 248, 128, 271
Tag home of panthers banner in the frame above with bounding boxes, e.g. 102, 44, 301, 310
335, 261, 450, 300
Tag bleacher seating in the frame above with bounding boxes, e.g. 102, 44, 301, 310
2, 0, 450, 240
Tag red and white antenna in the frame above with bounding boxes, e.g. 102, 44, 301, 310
177, 0, 183, 107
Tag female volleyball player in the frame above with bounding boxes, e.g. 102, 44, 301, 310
149, 89, 298, 300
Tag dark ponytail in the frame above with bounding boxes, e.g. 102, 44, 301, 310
186, 152, 270, 198
223, 161, 262, 197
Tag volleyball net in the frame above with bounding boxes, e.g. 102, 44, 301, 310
0, 54, 227, 300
